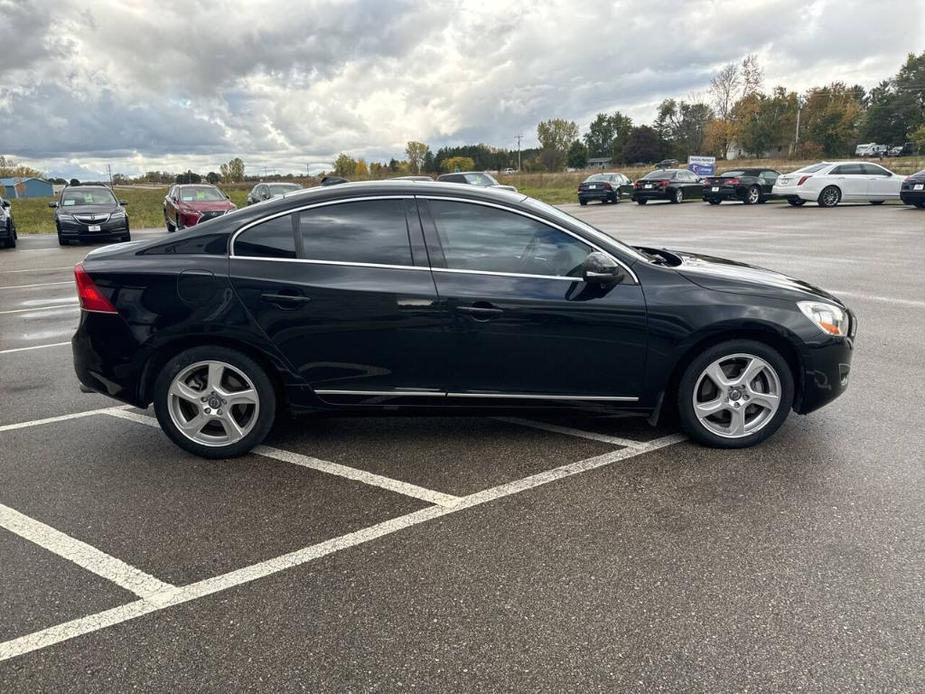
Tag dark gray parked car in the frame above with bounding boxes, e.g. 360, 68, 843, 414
0, 197, 16, 249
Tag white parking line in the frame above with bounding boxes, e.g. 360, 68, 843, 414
0, 281, 73, 290
0, 406, 131, 433
0, 302, 79, 315
256, 446, 463, 508
830, 290, 925, 310
0, 503, 175, 600
0, 432, 684, 662
0, 341, 71, 355
103, 410, 464, 508
0, 266, 73, 274
495, 416, 647, 449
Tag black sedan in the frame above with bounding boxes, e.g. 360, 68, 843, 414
703, 169, 780, 205
632, 169, 703, 204
0, 197, 16, 249
900, 169, 925, 208
50, 185, 130, 246
577, 173, 633, 205
246, 182, 303, 205
71, 181, 855, 458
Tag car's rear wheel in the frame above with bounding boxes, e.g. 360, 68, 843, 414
677, 340, 794, 448
915, 201, 925, 208
153, 346, 277, 459
787, 198, 806, 207
818, 186, 841, 208
670, 188, 683, 204
745, 185, 761, 205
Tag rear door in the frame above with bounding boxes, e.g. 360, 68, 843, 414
229, 196, 450, 402
418, 197, 647, 402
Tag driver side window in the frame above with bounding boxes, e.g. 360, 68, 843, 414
427, 200, 592, 278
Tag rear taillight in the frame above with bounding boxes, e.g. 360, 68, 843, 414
659, 179, 670, 188
74, 264, 117, 314
726, 178, 740, 185
797, 175, 812, 186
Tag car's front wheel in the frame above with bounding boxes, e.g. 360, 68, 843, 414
677, 340, 794, 448
153, 346, 277, 458
579, 198, 587, 206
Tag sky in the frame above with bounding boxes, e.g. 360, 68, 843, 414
1, 0, 923, 180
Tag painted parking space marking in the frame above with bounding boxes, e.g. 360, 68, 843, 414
0, 432, 684, 662
0, 405, 132, 433
0, 302, 79, 316
0, 503, 174, 600
830, 289, 925, 310
104, 409, 464, 508
495, 416, 648, 449
0, 341, 71, 355
0, 281, 73, 291
0, 266, 73, 275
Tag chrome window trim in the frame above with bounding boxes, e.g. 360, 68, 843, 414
230, 255, 431, 272
430, 267, 581, 282
314, 389, 638, 402
229, 195, 415, 261
417, 195, 639, 284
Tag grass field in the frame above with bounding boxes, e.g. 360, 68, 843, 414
8, 156, 924, 233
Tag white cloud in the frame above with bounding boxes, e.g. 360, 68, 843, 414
1, 0, 922, 178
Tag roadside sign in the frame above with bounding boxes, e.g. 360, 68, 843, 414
688, 156, 716, 177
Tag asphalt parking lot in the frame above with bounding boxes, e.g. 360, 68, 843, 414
1, 200, 923, 692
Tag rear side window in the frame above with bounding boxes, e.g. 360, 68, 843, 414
299, 199, 412, 266
831, 164, 863, 175
234, 215, 297, 258
142, 233, 228, 256
427, 200, 591, 278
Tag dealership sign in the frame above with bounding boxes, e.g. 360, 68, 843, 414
688, 156, 716, 176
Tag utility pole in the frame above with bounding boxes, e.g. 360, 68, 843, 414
514, 134, 523, 172
107, 163, 113, 187
794, 95, 805, 155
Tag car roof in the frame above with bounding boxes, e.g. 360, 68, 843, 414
254, 180, 526, 206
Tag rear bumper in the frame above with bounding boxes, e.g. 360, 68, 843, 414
702, 186, 743, 201
72, 311, 147, 407
631, 189, 670, 201
773, 186, 817, 202
578, 189, 613, 201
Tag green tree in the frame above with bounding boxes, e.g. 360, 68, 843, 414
219, 157, 245, 183
583, 112, 634, 160
422, 150, 436, 173
206, 171, 222, 184
655, 99, 714, 157
442, 156, 475, 172
566, 140, 588, 168
405, 141, 430, 174
622, 125, 667, 164
911, 123, 925, 152
537, 118, 579, 171
355, 158, 369, 178
801, 83, 863, 156
734, 87, 798, 157
334, 153, 357, 177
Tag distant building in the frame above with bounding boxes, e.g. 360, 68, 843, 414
1, 177, 54, 198
587, 157, 612, 169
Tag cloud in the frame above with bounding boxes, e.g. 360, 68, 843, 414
2, 0, 923, 176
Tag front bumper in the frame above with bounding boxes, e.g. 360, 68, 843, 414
794, 315, 856, 415
900, 190, 925, 205
58, 217, 129, 240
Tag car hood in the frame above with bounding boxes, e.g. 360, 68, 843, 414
177, 200, 235, 211
664, 248, 845, 306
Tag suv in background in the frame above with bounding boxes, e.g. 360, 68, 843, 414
246, 182, 302, 205
164, 184, 236, 231
437, 171, 518, 192
0, 197, 16, 249
50, 185, 130, 246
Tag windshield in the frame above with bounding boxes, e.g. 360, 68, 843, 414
268, 184, 301, 195
179, 186, 225, 202
912, 169, 925, 178
463, 173, 498, 186
523, 198, 648, 263
642, 170, 676, 180
790, 163, 828, 174
61, 188, 116, 206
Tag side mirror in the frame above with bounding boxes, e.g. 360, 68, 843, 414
119, 200, 127, 206
582, 252, 624, 284
1, 200, 10, 208
49, 201, 59, 208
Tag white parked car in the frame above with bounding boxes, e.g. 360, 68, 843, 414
772, 161, 903, 208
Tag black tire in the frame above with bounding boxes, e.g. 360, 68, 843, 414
870, 200, 885, 205
56, 225, 67, 246
8, 224, 16, 249
915, 201, 925, 209
579, 199, 587, 206
677, 339, 794, 449
787, 199, 806, 207
636, 199, 648, 205
165, 211, 176, 233
706, 198, 721, 205
817, 186, 841, 208
120, 234, 131, 242
670, 187, 683, 204
608, 193, 618, 204
153, 346, 277, 459
744, 185, 761, 205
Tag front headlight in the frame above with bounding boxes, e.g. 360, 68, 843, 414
110, 211, 126, 219
798, 301, 848, 336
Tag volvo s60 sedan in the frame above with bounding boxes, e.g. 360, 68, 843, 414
71, 182, 855, 458
773, 161, 903, 207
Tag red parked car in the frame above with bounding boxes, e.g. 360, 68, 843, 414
164, 184, 236, 231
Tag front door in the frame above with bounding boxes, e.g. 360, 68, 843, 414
418, 198, 647, 402
863, 163, 901, 199
229, 197, 449, 402
830, 163, 868, 199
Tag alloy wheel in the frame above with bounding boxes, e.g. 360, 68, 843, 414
675, 188, 683, 203
819, 187, 840, 207
692, 353, 782, 439
167, 360, 260, 447
747, 187, 760, 204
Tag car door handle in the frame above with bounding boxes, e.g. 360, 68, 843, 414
261, 291, 311, 308
456, 303, 504, 321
